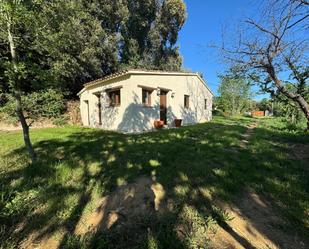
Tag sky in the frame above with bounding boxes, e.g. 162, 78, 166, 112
178, 0, 268, 99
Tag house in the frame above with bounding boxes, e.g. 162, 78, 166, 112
77, 69, 214, 133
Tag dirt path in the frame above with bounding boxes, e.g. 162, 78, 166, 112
209, 191, 307, 249
0, 122, 56, 132
21, 176, 166, 249
209, 122, 307, 249
239, 123, 257, 148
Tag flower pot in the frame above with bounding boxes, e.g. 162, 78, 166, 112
174, 119, 182, 128
154, 120, 164, 129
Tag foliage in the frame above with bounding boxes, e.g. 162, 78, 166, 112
211, 206, 234, 224
0, 117, 308, 248
273, 95, 308, 128
258, 84, 309, 128
217, 69, 252, 116
0, 0, 187, 97
52, 115, 69, 127
257, 98, 272, 112
0, 89, 65, 123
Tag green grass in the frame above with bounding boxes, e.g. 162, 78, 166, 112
0, 116, 308, 249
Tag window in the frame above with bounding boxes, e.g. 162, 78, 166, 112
108, 89, 121, 106
184, 95, 190, 108
204, 99, 207, 110
142, 89, 152, 106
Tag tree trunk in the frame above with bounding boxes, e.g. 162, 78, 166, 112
294, 95, 309, 130
14, 90, 37, 162
7, 17, 36, 163
278, 84, 309, 130
268, 65, 309, 130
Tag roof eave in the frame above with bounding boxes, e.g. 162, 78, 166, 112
195, 74, 215, 96
77, 88, 85, 97
77, 70, 214, 97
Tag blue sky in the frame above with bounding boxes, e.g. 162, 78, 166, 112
178, 0, 267, 99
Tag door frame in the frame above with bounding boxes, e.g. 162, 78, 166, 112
160, 90, 167, 124
84, 100, 90, 126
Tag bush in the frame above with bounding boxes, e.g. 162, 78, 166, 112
0, 89, 65, 123
52, 115, 69, 126
0, 111, 18, 125
212, 110, 226, 117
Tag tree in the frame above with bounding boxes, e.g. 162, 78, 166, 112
221, 0, 309, 129
272, 84, 309, 125
36, 0, 119, 97
119, 0, 187, 71
217, 69, 252, 116
154, 0, 187, 70
1, 0, 187, 97
257, 98, 273, 112
0, 0, 43, 162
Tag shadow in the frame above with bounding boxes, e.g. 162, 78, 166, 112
1, 117, 309, 248
117, 93, 159, 132
100, 93, 119, 129
180, 105, 197, 125
117, 92, 177, 132
179, 76, 212, 125
219, 222, 257, 249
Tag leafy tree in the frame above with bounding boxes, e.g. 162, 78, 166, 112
35, 0, 119, 97
1, 0, 187, 97
154, 0, 186, 70
217, 70, 252, 116
119, 0, 157, 66
257, 98, 273, 112
119, 0, 187, 70
0, 0, 45, 162
273, 84, 309, 125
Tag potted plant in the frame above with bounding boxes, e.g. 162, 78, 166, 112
174, 119, 182, 127
154, 120, 164, 129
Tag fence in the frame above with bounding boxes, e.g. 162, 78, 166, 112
251, 111, 265, 117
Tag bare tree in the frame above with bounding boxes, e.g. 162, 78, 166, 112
221, 0, 309, 129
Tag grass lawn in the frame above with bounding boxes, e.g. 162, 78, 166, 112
0, 116, 308, 249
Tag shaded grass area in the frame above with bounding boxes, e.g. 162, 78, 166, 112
0, 116, 308, 248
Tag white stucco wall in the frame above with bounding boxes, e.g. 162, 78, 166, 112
79, 72, 213, 133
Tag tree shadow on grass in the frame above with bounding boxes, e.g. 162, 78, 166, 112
1, 119, 309, 248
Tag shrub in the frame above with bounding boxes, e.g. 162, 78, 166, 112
52, 115, 69, 126
0, 111, 18, 125
0, 89, 65, 123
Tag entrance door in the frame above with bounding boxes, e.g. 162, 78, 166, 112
160, 90, 167, 124
84, 100, 90, 126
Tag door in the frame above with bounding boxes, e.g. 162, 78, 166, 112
160, 90, 167, 124
84, 100, 90, 126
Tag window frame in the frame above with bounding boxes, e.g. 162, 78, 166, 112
95, 93, 102, 125
142, 88, 152, 107
184, 95, 190, 109
108, 89, 121, 107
